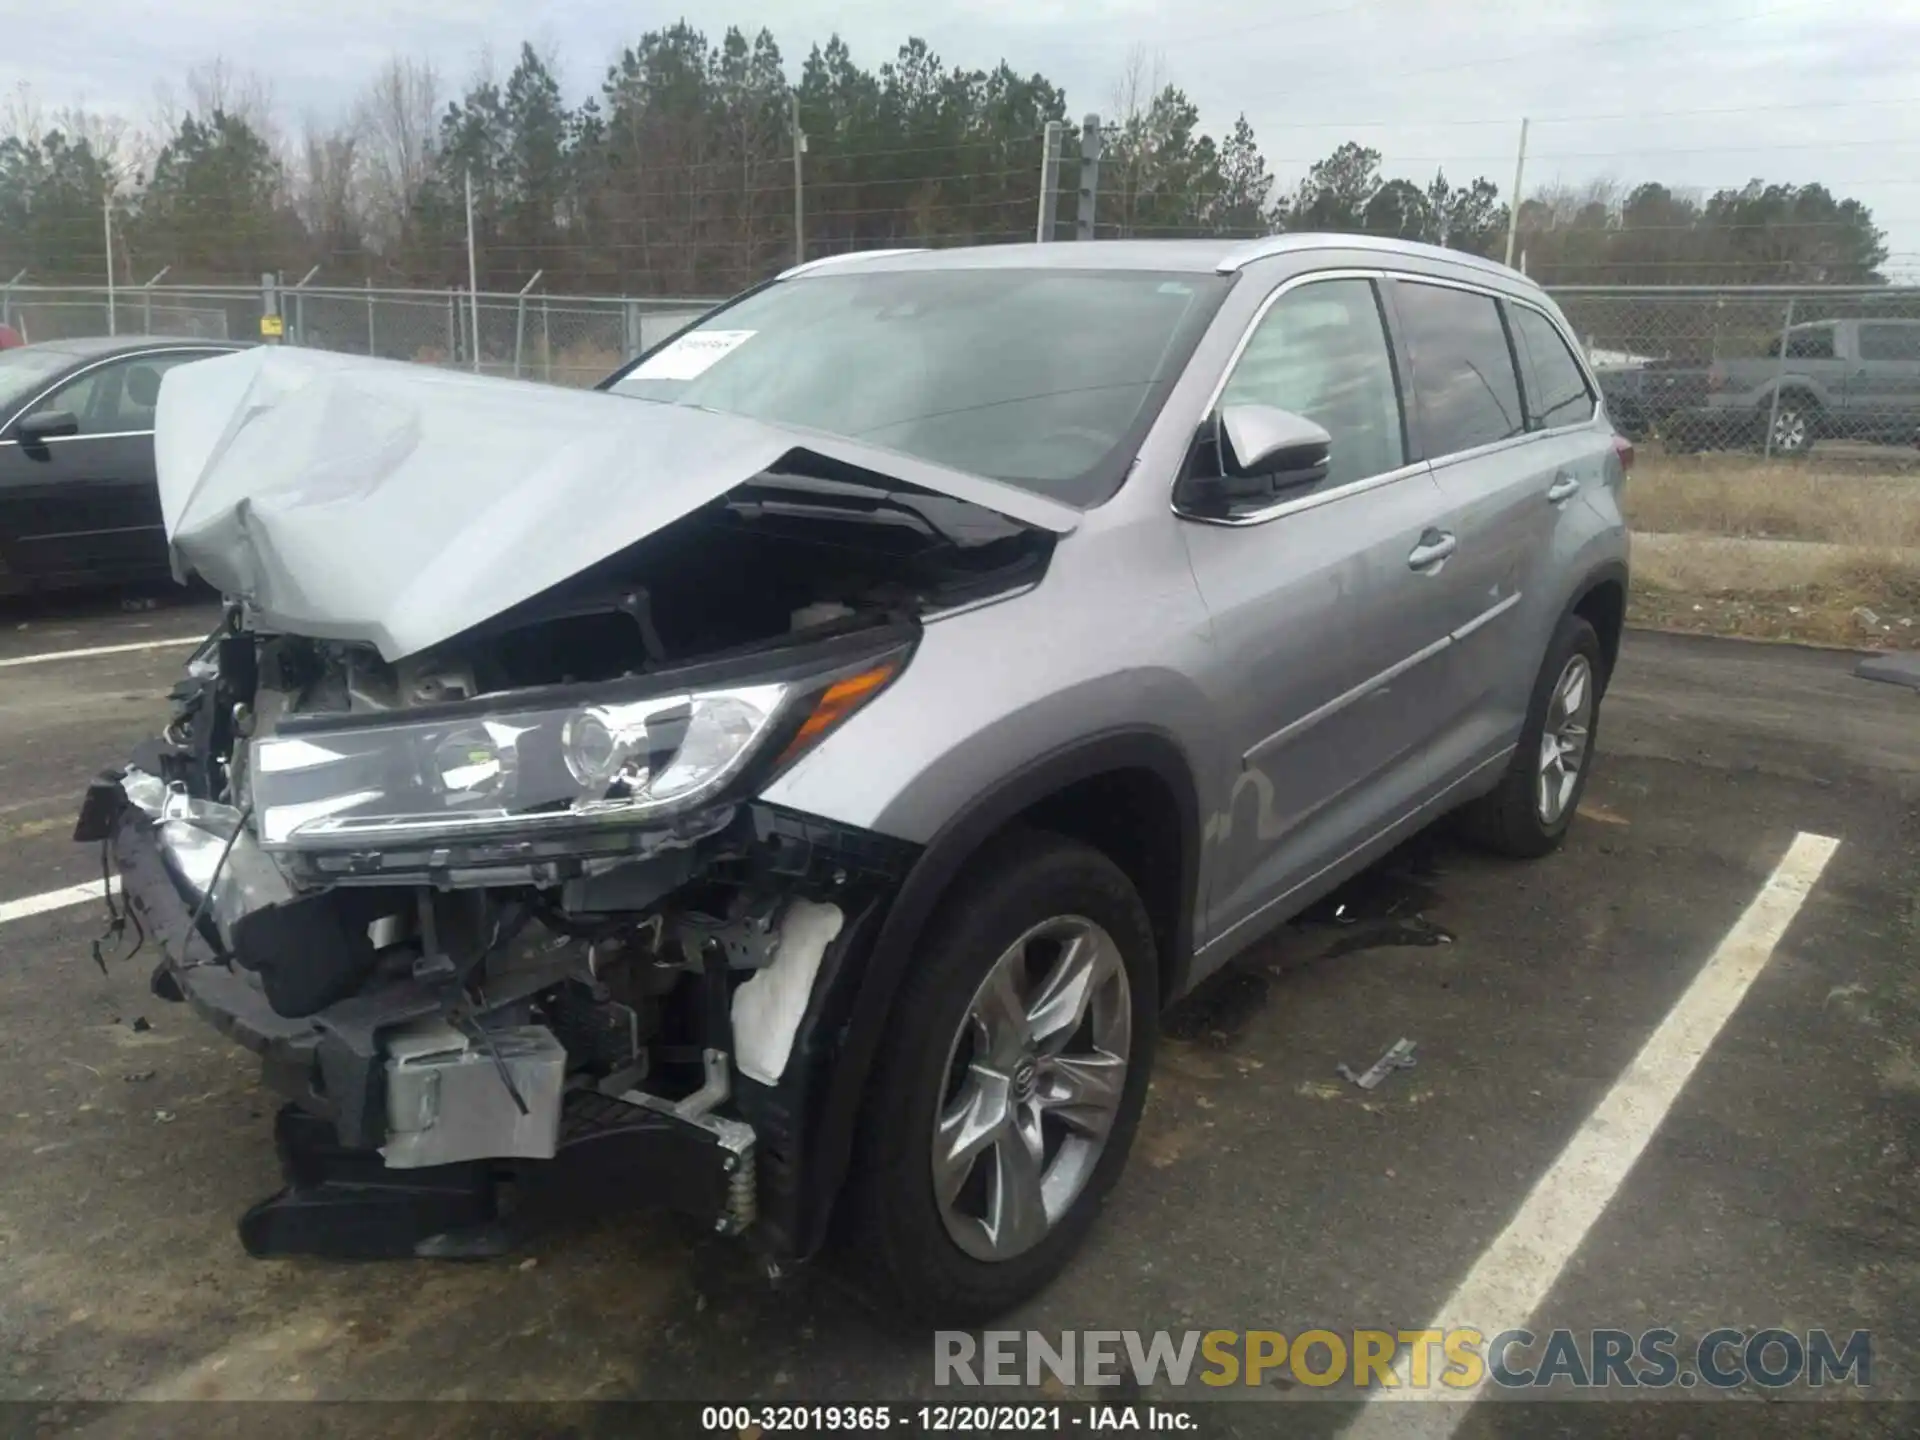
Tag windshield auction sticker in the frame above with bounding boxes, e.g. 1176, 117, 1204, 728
631, 329, 756, 381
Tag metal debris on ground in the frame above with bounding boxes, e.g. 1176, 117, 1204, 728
1336, 1038, 1418, 1091
123, 1070, 156, 1083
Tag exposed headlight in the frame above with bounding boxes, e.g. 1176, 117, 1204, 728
250, 654, 898, 851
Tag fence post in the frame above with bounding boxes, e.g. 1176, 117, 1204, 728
142, 266, 171, 335
1036, 120, 1065, 243
3, 268, 24, 330
260, 272, 280, 344
1763, 296, 1797, 461
290, 265, 320, 346
542, 298, 552, 383
103, 190, 117, 335
446, 288, 457, 365
624, 300, 642, 360
790, 90, 806, 267
513, 270, 544, 379
1075, 114, 1102, 242
365, 278, 376, 356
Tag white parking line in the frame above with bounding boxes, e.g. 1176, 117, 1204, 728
0, 635, 204, 669
1344, 829, 1840, 1436
0, 877, 117, 927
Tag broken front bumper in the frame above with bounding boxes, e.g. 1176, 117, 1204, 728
77, 770, 920, 1260
76, 781, 756, 1257
80, 775, 416, 1146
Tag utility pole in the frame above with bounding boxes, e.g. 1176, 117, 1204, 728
464, 167, 482, 373
1036, 120, 1066, 243
1075, 114, 1103, 242
103, 187, 117, 335
1503, 117, 1530, 270
791, 92, 807, 267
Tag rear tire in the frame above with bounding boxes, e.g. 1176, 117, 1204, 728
841, 829, 1158, 1324
1460, 612, 1603, 859
1762, 395, 1817, 456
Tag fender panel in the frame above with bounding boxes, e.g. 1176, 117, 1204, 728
786, 726, 1201, 1260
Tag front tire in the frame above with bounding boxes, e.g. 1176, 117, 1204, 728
843, 830, 1158, 1323
1460, 612, 1603, 859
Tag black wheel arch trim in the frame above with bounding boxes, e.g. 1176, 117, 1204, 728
1568, 558, 1629, 687
790, 725, 1202, 1260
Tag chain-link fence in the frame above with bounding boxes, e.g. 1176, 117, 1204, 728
1556, 285, 1920, 459
0, 282, 719, 389
12, 278, 1920, 448
1553, 286, 1920, 651
4, 272, 1917, 646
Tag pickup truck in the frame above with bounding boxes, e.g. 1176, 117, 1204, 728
1664, 317, 1920, 455
1593, 357, 1711, 441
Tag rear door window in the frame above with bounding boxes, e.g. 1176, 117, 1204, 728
99, 353, 221, 431
1773, 325, 1836, 360
1509, 304, 1596, 430
1391, 281, 1526, 458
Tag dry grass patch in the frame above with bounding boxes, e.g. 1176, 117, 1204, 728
1626, 454, 1920, 548
1624, 454, 1920, 645
1631, 535, 1920, 648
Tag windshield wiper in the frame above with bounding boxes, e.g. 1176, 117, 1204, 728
729, 465, 1028, 548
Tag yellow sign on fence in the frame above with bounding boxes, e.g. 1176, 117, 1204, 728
259, 314, 284, 338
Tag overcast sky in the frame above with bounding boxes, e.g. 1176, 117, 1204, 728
8, 0, 1920, 274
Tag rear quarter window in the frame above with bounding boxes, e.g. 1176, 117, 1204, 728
1509, 304, 1596, 430
1859, 324, 1920, 362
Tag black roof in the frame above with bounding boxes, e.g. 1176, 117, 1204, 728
27, 335, 245, 359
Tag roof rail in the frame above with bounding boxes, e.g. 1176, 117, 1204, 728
778, 248, 928, 280
1215, 232, 1521, 281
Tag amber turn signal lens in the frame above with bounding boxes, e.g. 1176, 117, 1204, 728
774, 661, 900, 768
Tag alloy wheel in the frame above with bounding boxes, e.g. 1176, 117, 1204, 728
1771, 407, 1809, 453
1537, 653, 1594, 826
931, 915, 1132, 1262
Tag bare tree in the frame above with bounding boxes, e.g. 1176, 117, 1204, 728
0, 81, 42, 143
298, 117, 362, 266
1109, 48, 1166, 123
1105, 46, 1169, 235
184, 58, 278, 133
354, 56, 441, 254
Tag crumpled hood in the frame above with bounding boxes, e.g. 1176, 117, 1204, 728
156, 347, 1078, 661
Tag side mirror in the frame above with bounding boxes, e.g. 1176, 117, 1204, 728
1219, 404, 1331, 488
15, 409, 80, 445
1178, 404, 1332, 517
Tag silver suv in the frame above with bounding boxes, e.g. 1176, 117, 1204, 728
78, 234, 1629, 1321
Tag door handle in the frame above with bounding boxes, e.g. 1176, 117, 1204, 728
1546, 473, 1581, 503
1407, 530, 1457, 570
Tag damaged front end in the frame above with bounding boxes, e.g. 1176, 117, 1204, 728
76, 353, 1063, 1262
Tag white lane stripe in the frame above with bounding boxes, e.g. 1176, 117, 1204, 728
0, 635, 203, 669
0, 877, 118, 927
1344, 829, 1840, 1436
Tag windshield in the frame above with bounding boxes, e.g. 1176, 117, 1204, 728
605, 268, 1229, 506
0, 347, 76, 415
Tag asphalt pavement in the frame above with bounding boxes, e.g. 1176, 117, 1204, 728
1, 593, 1915, 1436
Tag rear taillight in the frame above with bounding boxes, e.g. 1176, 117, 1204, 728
1612, 433, 1634, 477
